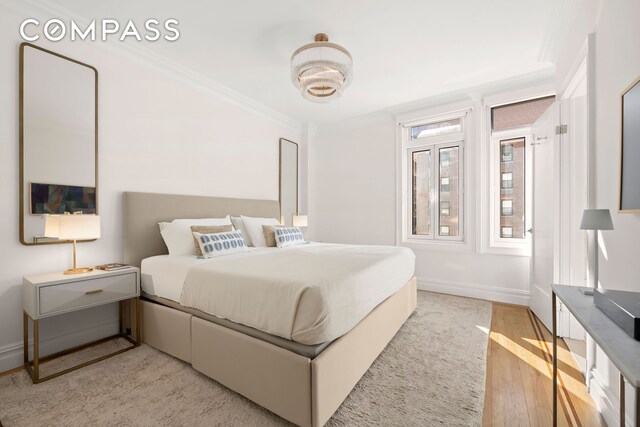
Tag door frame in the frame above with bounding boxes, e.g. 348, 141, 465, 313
555, 35, 595, 338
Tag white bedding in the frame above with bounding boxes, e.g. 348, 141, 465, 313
142, 243, 415, 345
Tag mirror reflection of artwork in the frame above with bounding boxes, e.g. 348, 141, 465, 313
30, 183, 96, 215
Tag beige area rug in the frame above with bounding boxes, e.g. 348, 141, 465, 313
0, 292, 491, 426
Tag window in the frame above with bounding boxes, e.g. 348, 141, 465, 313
498, 138, 525, 238
491, 96, 555, 131
411, 149, 431, 235
441, 150, 451, 168
441, 201, 450, 216
501, 226, 513, 238
404, 114, 465, 242
440, 177, 450, 192
488, 94, 554, 248
501, 144, 513, 162
410, 118, 461, 139
501, 200, 513, 216
501, 172, 513, 189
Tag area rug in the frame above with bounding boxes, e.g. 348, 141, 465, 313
0, 292, 491, 426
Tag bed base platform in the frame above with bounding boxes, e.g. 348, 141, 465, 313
140, 276, 417, 427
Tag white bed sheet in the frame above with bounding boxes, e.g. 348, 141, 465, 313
140, 247, 275, 302
141, 243, 415, 345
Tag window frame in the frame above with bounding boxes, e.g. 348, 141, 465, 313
402, 115, 466, 244
480, 87, 554, 257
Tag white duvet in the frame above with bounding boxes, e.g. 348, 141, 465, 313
143, 243, 415, 345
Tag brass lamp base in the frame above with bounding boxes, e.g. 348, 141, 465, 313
64, 267, 93, 275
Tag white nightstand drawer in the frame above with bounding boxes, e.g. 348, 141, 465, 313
39, 272, 137, 316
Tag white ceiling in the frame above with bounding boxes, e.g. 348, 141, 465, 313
49, 0, 566, 124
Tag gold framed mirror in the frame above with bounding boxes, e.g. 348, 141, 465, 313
19, 43, 98, 245
279, 138, 298, 226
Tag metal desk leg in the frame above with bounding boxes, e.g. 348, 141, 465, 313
636, 387, 640, 427
23, 311, 28, 365
619, 373, 625, 427
552, 291, 558, 427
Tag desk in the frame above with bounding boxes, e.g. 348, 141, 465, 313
552, 285, 640, 427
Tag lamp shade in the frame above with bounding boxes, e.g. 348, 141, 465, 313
292, 214, 308, 227
44, 214, 101, 240
580, 209, 614, 231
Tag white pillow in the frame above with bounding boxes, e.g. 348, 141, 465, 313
193, 230, 249, 258
274, 227, 306, 248
230, 216, 252, 246
240, 215, 280, 247
159, 215, 232, 255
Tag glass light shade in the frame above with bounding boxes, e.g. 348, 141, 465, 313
44, 214, 101, 240
291, 36, 352, 103
292, 214, 308, 227
580, 209, 614, 231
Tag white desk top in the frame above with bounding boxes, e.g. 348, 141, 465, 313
553, 284, 640, 387
24, 266, 138, 286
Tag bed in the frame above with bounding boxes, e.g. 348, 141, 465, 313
123, 191, 417, 427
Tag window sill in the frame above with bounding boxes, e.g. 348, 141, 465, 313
401, 238, 473, 253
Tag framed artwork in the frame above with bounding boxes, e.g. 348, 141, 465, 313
619, 75, 640, 213
30, 183, 96, 215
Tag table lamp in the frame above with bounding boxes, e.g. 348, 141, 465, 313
292, 214, 308, 227
580, 209, 614, 289
44, 213, 101, 274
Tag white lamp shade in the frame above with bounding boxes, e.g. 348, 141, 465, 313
44, 214, 101, 240
580, 209, 614, 231
292, 214, 308, 227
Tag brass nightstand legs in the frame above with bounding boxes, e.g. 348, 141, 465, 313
23, 297, 141, 384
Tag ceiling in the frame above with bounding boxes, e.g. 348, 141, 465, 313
47, 0, 567, 125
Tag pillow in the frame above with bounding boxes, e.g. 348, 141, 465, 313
230, 216, 252, 246
274, 227, 306, 248
159, 215, 232, 255
193, 230, 249, 258
240, 216, 280, 247
191, 225, 233, 256
262, 224, 284, 247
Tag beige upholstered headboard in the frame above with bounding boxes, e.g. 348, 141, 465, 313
123, 192, 280, 267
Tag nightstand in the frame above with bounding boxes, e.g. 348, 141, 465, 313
23, 266, 141, 383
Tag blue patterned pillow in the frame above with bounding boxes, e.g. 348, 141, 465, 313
274, 227, 305, 248
192, 230, 249, 258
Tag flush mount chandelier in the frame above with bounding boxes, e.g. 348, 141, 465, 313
290, 33, 353, 103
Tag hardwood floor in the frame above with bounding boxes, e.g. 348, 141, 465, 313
483, 303, 605, 427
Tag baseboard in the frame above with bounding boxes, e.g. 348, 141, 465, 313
590, 368, 636, 427
0, 320, 119, 374
417, 277, 530, 306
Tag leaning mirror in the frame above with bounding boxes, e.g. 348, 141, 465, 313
20, 43, 98, 245
279, 138, 298, 226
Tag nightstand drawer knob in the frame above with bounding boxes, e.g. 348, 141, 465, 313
85, 289, 103, 295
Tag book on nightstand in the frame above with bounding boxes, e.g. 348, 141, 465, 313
95, 263, 130, 271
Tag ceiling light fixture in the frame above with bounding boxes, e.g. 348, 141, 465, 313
290, 33, 352, 103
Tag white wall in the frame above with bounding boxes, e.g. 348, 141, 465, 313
0, 7, 300, 371
312, 109, 531, 305
556, 0, 640, 425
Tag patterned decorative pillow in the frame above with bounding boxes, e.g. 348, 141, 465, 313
192, 230, 249, 258
274, 227, 305, 248
191, 225, 233, 256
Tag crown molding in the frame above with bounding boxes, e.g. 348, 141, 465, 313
0, 0, 301, 132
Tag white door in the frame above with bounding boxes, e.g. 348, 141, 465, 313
529, 102, 559, 332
